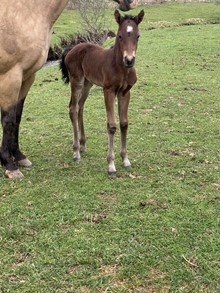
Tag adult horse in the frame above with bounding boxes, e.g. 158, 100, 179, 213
60, 9, 144, 175
0, 0, 139, 178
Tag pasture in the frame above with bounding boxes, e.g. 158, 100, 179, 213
1, 3, 220, 292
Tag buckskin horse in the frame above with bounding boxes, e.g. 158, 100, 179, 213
60, 9, 144, 175
0, 0, 138, 178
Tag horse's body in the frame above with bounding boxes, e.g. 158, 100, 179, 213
60, 9, 144, 175
0, 0, 138, 178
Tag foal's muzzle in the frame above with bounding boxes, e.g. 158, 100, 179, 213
124, 56, 135, 68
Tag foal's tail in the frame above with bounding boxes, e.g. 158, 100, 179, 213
60, 47, 71, 84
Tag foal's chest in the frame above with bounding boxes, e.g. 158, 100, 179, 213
120, 68, 137, 88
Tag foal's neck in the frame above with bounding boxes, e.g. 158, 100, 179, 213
112, 40, 127, 69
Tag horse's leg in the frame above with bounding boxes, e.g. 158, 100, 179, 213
104, 88, 117, 175
117, 89, 131, 170
1, 107, 22, 178
78, 80, 92, 153
11, 97, 31, 166
69, 80, 83, 161
1, 75, 35, 178
13, 75, 35, 167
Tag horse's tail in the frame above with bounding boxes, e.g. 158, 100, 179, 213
60, 47, 71, 84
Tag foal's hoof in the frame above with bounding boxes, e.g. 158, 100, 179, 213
5, 169, 24, 179
17, 158, 32, 168
80, 146, 86, 153
73, 156, 80, 162
108, 171, 117, 177
125, 165, 132, 171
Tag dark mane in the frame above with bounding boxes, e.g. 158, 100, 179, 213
121, 14, 136, 22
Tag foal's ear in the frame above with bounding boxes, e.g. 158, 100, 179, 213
135, 9, 145, 25
114, 9, 122, 24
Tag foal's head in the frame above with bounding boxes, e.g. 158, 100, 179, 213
114, 9, 144, 68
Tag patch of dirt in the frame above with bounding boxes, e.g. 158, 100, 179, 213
139, 200, 168, 210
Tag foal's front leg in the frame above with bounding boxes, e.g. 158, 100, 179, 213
104, 88, 117, 175
118, 89, 131, 170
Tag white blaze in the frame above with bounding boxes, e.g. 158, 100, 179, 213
127, 25, 133, 33
123, 50, 136, 60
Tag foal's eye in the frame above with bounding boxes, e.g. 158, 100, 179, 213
118, 35, 123, 41
137, 35, 140, 40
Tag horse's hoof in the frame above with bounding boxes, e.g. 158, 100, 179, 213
108, 171, 117, 177
125, 165, 132, 171
80, 146, 86, 153
5, 169, 24, 179
73, 156, 80, 162
17, 158, 32, 168
123, 158, 131, 170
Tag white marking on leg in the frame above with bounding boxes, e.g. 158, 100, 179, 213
17, 158, 32, 168
107, 132, 116, 175
121, 149, 131, 169
108, 160, 116, 175
123, 157, 131, 169
73, 151, 81, 161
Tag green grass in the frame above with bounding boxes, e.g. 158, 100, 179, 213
51, 9, 82, 46
1, 3, 220, 292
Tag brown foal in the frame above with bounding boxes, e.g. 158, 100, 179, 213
0, 0, 138, 179
60, 9, 144, 175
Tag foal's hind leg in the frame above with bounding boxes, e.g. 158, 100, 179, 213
118, 89, 131, 170
69, 84, 81, 161
78, 80, 92, 153
69, 77, 88, 161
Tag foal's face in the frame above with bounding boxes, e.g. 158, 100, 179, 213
115, 9, 144, 68
119, 20, 140, 68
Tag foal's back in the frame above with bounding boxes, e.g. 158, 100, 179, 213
65, 43, 107, 87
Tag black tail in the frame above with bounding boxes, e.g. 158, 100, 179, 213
60, 47, 72, 84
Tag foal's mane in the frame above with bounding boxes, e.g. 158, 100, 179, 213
122, 14, 136, 21
120, 14, 136, 23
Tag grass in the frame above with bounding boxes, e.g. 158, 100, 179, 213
1, 2, 220, 292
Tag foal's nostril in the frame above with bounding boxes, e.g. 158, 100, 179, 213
124, 56, 135, 67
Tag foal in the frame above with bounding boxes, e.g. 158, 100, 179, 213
60, 9, 144, 175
